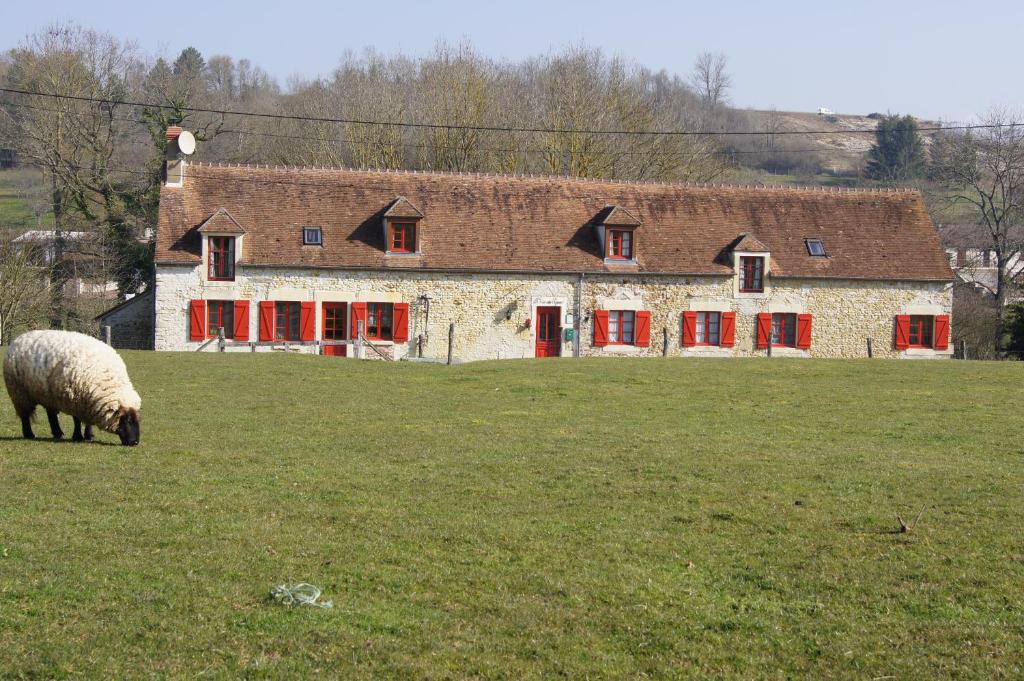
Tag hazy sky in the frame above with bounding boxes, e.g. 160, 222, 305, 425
3, 0, 1022, 122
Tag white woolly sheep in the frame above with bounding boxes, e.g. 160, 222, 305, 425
3, 330, 141, 446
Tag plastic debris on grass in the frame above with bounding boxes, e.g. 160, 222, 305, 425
269, 583, 333, 609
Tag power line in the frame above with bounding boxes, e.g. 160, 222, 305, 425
1, 85, 1018, 138
1, 98, 852, 158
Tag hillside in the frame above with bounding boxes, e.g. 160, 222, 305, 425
743, 110, 941, 174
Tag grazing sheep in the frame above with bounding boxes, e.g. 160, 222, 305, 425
3, 330, 141, 446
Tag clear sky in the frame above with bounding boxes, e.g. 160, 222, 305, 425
2, 0, 1022, 122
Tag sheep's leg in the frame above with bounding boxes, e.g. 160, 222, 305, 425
84, 424, 94, 441
20, 412, 35, 439
46, 409, 64, 440
72, 417, 83, 442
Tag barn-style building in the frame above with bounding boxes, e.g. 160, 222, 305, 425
132, 143, 954, 360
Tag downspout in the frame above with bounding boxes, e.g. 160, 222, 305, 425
574, 272, 584, 357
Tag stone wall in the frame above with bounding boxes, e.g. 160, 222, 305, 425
154, 264, 952, 360
98, 290, 154, 350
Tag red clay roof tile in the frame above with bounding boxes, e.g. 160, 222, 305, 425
155, 164, 953, 281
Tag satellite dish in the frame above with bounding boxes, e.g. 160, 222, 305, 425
177, 130, 196, 155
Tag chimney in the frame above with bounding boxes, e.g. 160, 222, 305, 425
165, 126, 186, 187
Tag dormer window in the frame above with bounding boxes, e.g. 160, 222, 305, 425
303, 226, 323, 246
806, 238, 826, 256
595, 205, 641, 264
740, 256, 764, 292
208, 236, 235, 281
382, 196, 424, 256
608, 229, 633, 260
390, 222, 416, 253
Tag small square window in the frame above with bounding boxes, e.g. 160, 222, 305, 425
303, 227, 323, 246
806, 239, 826, 257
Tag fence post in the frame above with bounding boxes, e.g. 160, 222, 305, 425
866, 337, 873, 358
960, 339, 967, 360
217, 326, 225, 352
103, 325, 112, 346
417, 333, 424, 358
767, 340, 772, 358
662, 327, 669, 357
447, 322, 455, 365
356, 320, 365, 359
250, 341, 256, 352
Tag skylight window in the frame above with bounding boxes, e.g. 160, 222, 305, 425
303, 226, 323, 246
806, 239, 826, 257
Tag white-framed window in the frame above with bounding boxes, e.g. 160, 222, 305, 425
303, 226, 323, 246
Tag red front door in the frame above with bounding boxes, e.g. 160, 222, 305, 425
323, 302, 347, 357
535, 307, 561, 357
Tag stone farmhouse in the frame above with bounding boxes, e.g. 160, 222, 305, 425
108, 131, 955, 360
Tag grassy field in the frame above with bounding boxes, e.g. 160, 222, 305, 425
1, 354, 1022, 678
0, 168, 52, 232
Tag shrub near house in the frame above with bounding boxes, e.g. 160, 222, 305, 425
145, 131, 954, 360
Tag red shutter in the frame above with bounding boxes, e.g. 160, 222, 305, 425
351, 302, 368, 339
189, 300, 206, 341
681, 311, 697, 347
299, 301, 315, 341
756, 312, 772, 349
234, 300, 250, 341
720, 312, 736, 348
593, 310, 610, 347
259, 301, 275, 341
933, 314, 950, 350
797, 313, 813, 349
634, 311, 651, 347
392, 303, 410, 342
894, 314, 910, 350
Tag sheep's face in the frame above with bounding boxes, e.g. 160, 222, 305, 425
116, 408, 140, 446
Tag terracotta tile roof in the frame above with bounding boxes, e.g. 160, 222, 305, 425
382, 196, 424, 219
599, 204, 642, 227
155, 164, 954, 281
196, 208, 247, 234
731, 232, 771, 253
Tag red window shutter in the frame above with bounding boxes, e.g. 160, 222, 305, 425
351, 302, 368, 339
392, 303, 410, 342
299, 301, 315, 341
593, 310, 610, 347
681, 311, 697, 347
233, 300, 250, 341
756, 312, 772, 349
797, 313, 813, 349
634, 311, 651, 347
189, 300, 206, 341
933, 314, 950, 350
258, 301, 275, 341
720, 312, 736, 347
894, 314, 910, 350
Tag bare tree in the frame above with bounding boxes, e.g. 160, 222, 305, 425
691, 51, 732, 108
931, 108, 1024, 334
0, 239, 51, 344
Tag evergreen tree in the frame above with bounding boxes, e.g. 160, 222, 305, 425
865, 114, 926, 182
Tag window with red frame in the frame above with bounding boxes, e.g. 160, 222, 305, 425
695, 311, 720, 345
908, 315, 934, 348
366, 302, 394, 340
390, 222, 416, 253
274, 302, 301, 341
323, 303, 347, 341
206, 300, 235, 339
740, 256, 764, 292
608, 229, 633, 259
771, 312, 796, 347
208, 236, 235, 280
607, 310, 636, 344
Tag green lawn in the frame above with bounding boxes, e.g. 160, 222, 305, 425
1, 354, 1022, 678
